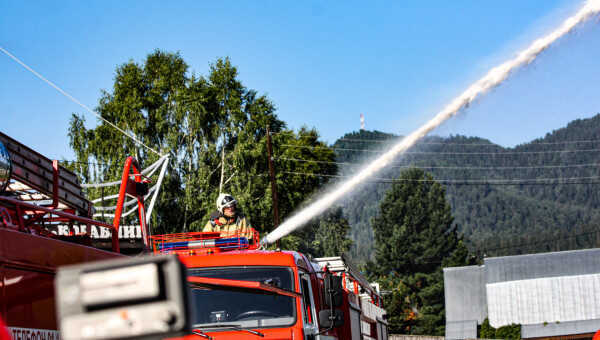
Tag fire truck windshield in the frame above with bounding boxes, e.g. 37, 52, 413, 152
189, 266, 296, 329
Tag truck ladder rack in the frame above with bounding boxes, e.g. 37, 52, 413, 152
0, 132, 91, 215
314, 254, 376, 296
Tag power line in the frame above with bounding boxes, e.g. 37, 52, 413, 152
0, 46, 162, 156
280, 144, 600, 155
334, 137, 600, 146
283, 133, 600, 146
478, 229, 600, 254
275, 157, 600, 170
280, 170, 600, 185
277, 157, 354, 166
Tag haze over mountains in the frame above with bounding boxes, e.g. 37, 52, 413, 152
335, 114, 600, 265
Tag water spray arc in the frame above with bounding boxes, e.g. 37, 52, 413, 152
262, 0, 600, 246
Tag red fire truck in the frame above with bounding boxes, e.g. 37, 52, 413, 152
151, 231, 389, 340
1, 131, 388, 339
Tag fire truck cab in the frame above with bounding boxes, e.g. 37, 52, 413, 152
152, 230, 389, 340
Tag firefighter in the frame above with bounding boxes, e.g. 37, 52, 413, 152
203, 193, 251, 238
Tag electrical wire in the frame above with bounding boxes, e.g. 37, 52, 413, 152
334, 137, 600, 146
279, 144, 600, 155
275, 157, 600, 170
0, 46, 162, 156
477, 229, 600, 254
277, 132, 600, 146
280, 170, 600, 185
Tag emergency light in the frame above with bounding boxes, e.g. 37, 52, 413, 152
158, 236, 249, 251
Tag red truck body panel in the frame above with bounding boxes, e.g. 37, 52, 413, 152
0, 228, 122, 334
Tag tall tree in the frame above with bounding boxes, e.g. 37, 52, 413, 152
369, 168, 473, 335
281, 206, 353, 258
68, 50, 337, 236
224, 126, 338, 234
311, 206, 353, 257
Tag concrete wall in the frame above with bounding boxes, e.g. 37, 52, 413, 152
444, 266, 487, 323
486, 273, 600, 327
443, 265, 487, 338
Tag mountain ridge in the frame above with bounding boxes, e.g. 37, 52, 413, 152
334, 113, 600, 264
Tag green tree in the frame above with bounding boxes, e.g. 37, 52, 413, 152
69, 50, 201, 233
281, 206, 353, 258
68, 50, 337, 236
228, 126, 338, 235
369, 168, 473, 335
312, 206, 353, 257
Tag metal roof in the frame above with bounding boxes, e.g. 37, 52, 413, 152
484, 248, 600, 284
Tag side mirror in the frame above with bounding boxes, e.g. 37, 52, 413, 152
323, 274, 343, 307
318, 309, 344, 328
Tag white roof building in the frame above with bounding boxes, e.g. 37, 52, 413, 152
443, 248, 600, 339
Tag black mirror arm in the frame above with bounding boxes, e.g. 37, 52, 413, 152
316, 325, 335, 336
317, 281, 338, 335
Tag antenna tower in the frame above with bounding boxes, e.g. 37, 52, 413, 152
360, 113, 365, 130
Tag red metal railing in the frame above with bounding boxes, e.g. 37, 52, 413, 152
111, 156, 150, 252
0, 156, 152, 253
0, 196, 118, 249
151, 227, 260, 255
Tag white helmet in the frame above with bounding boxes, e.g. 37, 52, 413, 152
217, 193, 237, 214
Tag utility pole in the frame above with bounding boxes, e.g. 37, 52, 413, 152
266, 126, 280, 236
219, 133, 226, 194
219, 84, 229, 195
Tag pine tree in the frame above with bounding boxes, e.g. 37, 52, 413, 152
370, 168, 472, 335
280, 206, 352, 258
312, 206, 353, 257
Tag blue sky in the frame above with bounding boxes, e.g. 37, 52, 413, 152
2, 1, 600, 160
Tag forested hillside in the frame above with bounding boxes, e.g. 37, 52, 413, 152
334, 114, 600, 264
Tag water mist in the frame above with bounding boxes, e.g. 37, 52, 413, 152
263, 0, 600, 246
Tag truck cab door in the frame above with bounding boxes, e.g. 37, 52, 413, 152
299, 272, 323, 340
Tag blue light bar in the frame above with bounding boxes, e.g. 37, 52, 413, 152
158, 237, 249, 251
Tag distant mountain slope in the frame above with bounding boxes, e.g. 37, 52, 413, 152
334, 114, 600, 264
